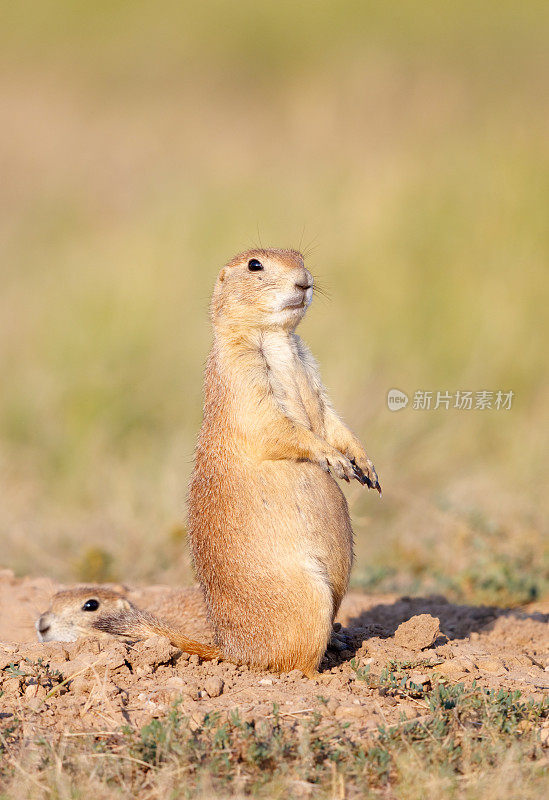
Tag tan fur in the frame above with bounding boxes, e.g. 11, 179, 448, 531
188, 248, 380, 676
36, 587, 220, 660
36, 249, 380, 676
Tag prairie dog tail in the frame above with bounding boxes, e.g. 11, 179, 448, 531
92, 605, 222, 661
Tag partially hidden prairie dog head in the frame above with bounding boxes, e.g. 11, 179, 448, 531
211, 248, 314, 331
36, 587, 132, 643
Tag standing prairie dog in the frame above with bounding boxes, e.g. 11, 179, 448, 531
37, 250, 379, 675
188, 248, 380, 676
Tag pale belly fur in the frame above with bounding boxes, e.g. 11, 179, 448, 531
254, 459, 352, 599
206, 456, 353, 619
189, 448, 354, 671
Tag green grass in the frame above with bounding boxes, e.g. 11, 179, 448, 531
0, 4, 548, 591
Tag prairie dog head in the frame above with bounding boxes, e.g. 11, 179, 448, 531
211, 248, 314, 331
36, 587, 132, 643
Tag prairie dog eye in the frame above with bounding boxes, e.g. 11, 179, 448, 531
82, 599, 100, 612
248, 259, 263, 272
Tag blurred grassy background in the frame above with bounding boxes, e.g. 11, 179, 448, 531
1, 1, 547, 604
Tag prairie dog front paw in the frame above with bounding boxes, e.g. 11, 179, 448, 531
314, 445, 355, 482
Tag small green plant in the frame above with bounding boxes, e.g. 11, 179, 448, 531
351, 659, 436, 699
1, 683, 547, 798
2, 657, 64, 691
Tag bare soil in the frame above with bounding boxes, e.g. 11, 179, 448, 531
0, 570, 547, 737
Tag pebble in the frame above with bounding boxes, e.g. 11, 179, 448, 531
185, 684, 202, 701
73, 639, 101, 656
204, 676, 224, 697
165, 676, 186, 689
24, 683, 46, 700
335, 705, 364, 720
436, 658, 469, 680
2, 678, 22, 697
475, 657, 506, 674
409, 672, 431, 686
394, 614, 440, 651
70, 674, 95, 693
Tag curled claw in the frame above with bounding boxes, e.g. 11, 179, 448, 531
350, 459, 368, 485
350, 459, 382, 497
350, 462, 364, 483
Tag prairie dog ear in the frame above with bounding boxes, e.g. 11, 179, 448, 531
218, 267, 227, 283
115, 598, 132, 611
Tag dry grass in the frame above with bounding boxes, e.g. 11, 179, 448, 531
1, 669, 547, 799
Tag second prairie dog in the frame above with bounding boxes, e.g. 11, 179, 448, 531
188, 248, 380, 676
36, 586, 217, 656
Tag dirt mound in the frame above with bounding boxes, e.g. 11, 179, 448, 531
393, 613, 440, 650
0, 571, 547, 738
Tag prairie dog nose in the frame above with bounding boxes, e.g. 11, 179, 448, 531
36, 614, 50, 634
295, 269, 313, 291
